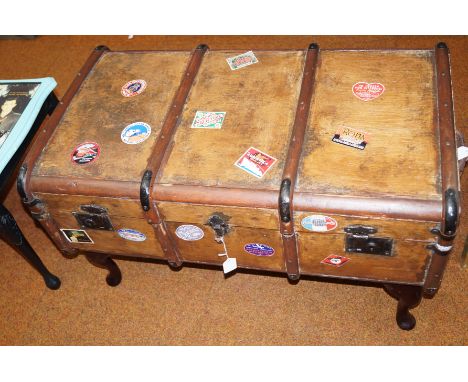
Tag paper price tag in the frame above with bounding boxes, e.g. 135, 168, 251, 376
222, 257, 237, 274
457, 146, 468, 161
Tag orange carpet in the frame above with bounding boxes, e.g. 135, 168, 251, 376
0, 35, 467, 345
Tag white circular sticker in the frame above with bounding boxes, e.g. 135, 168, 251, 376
121, 79, 147, 97
301, 215, 337, 232
121, 122, 151, 145
175, 225, 204, 241
117, 228, 146, 242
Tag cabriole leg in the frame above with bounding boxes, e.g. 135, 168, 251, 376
0, 203, 61, 290
384, 284, 423, 331
85, 252, 122, 287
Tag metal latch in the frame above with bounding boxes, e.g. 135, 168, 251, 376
207, 212, 231, 239
72, 204, 114, 231
344, 225, 393, 256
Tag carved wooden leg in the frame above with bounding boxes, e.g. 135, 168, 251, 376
85, 252, 122, 287
384, 284, 423, 331
0, 203, 61, 290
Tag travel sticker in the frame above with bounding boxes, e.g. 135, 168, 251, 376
235, 147, 277, 179
175, 224, 204, 241
71, 142, 100, 165
321, 254, 350, 267
244, 243, 275, 257
121, 122, 151, 144
226, 51, 259, 70
121, 79, 147, 97
352, 82, 385, 101
117, 229, 146, 242
332, 126, 370, 150
191, 111, 226, 129
301, 215, 337, 232
60, 229, 94, 244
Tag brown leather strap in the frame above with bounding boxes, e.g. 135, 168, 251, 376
279, 43, 320, 279
143, 44, 209, 266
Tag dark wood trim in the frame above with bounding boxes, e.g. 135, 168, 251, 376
294, 193, 442, 221
434, 42, 460, 234
279, 44, 320, 279
423, 42, 460, 296
22, 46, 109, 254
155, 184, 278, 209
31, 176, 140, 199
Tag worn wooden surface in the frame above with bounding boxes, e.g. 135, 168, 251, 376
36, 193, 163, 257
165, 221, 285, 271
158, 50, 305, 190
33, 51, 190, 182
158, 202, 279, 230
298, 235, 430, 284
297, 50, 440, 199
293, 211, 436, 241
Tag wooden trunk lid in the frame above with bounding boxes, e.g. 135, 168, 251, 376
32, 51, 191, 184
296, 50, 441, 202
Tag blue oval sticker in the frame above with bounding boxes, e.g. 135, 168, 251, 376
117, 228, 146, 242
244, 243, 275, 257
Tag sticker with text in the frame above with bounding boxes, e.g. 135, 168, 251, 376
191, 111, 226, 129
175, 224, 204, 241
71, 142, 100, 165
332, 126, 370, 150
321, 254, 350, 267
226, 51, 258, 70
121, 79, 147, 97
121, 122, 151, 144
352, 82, 385, 101
244, 243, 275, 257
60, 229, 94, 244
235, 147, 277, 178
117, 228, 146, 242
301, 215, 337, 232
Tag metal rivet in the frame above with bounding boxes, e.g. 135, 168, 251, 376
446, 141, 451, 146
444, 103, 448, 107
441, 72, 446, 76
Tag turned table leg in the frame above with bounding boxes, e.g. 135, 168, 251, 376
384, 284, 423, 330
0, 203, 61, 290
85, 252, 122, 287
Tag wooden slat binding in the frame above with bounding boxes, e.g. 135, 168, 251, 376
279, 43, 320, 280
424, 42, 460, 296
142, 44, 209, 267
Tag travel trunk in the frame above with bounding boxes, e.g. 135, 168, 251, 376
19, 43, 463, 330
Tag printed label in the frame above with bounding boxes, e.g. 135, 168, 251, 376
226, 51, 259, 70
117, 229, 146, 242
175, 225, 204, 241
121, 122, 151, 144
71, 142, 100, 165
301, 215, 337, 232
321, 254, 350, 267
191, 111, 226, 129
60, 229, 94, 244
235, 147, 277, 178
121, 79, 147, 97
352, 82, 385, 101
244, 243, 275, 257
332, 126, 370, 150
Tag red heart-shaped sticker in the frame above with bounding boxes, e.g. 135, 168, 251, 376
352, 82, 385, 101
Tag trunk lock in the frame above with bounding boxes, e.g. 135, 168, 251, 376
344, 225, 393, 256
73, 205, 114, 231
